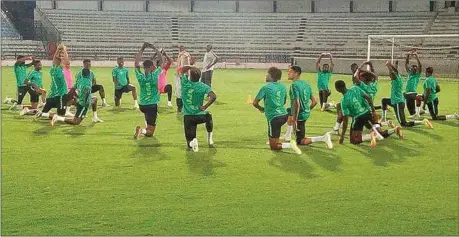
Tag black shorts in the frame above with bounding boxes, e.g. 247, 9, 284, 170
296, 120, 306, 144
42, 95, 67, 115
351, 113, 373, 132
75, 104, 89, 118
426, 98, 439, 119
268, 115, 288, 138
114, 84, 134, 99
27, 87, 41, 103
139, 104, 158, 126
17, 86, 28, 104
91, 84, 103, 93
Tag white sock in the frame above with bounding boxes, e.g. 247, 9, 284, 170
414, 120, 423, 125
415, 106, 421, 115
134, 100, 139, 106
208, 132, 213, 141
333, 122, 341, 130
56, 116, 65, 122
381, 110, 387, 121
141, 129, 147, 135
102, 98, 106, 104
388, 129, 395, 135
66, 107, 71, 113
446, 115, 455, 120
311, 136, 324, 143
281, 143, 291, 149
41, 112, 49, 118
362, 133, 372, 141
285, 125, 292, 137
93, 111, 98, 119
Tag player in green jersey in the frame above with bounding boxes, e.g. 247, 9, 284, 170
82, 59, 109, 107
381, 61, 430, 128
253, 67, 302, 154
404, 50, 422, 116
179, 66, 217, 152
316, 53, 336, 111
282, 66, 333, 148
414, 67, 458, 122
335, 80, 403, 146
6, 55, 35, 110
19, 60, 47, 116
113, 57, 139, 109
51, 68, 104, 126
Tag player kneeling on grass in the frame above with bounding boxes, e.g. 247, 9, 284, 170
335, 80, 403, 147
113, 57, 139, 109
19, 60, 47, 116
414, 67, 458, 121
253, 67, 302, 155
51, 68, 103, 126
283, 66, 333, 149
133, 43, 163, 139
179, 66, 216, 152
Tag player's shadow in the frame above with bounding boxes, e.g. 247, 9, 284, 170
185, 147, 226, 176
407, 127, 444, 141
435, 120, 459, 128
268, 152, 319, 179
304, 146, 343, 172
111, 107, 131, 114
132, 138, 170, 162
351, 141, 416, 166
64, 123, 95, 137
33, 122, 58, 135
213, 100, 227, 106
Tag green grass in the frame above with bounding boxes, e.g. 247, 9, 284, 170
1, 66, 458, 236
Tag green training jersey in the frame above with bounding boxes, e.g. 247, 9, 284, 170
340, 86, 370, 118
317, 69, 332, 91
14, 64, 28, 87
48, 65, 67, 98
357, 81, 378, 102
181, 75, 212, 116
423, 76, 438, 103
112, 67, 129, 89
255, 81, 287, 122
75, 74, 93, 107
390, 74, 405, 104
289, 79, 313, 121
74, 70, 95, 88
405, 71, 421, 93
27, 70, 43, 88
135, 67, 161, 106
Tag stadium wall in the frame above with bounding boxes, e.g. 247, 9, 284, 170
278, 1, 311, 13
193, 1, 236, 12
353, 0, 388, 12
239, 1, 273, 12
53, 1, 98, 10
104, 1, 145, 11
315, 0, 349, 12
148, 1, 189, 12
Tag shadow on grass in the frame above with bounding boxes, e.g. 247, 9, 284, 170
111, 107, 131, 114
132, 137, 170, 161
305, 146, 343, 172
406, 127, 444, 141
435, 120, 459, 128
268, 151, 319, 179
64, 123, 95, 137
351, 139, 418, 166
213, 100, 227, 106
186, 147, 226, 176
33, 124, 57, 135
176, 112, 183, 122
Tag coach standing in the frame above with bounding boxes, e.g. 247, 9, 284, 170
201, 44, 219, 87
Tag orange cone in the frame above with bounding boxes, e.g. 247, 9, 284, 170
247, 95, 253, 104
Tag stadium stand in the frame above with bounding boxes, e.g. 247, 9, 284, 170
1, 10, 21, 39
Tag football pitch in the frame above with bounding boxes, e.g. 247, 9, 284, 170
1, 67, 458, 236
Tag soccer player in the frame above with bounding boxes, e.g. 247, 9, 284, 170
253, 67, 302, 155
113, 57, 139, 109
381, 60, 430, 128
82, 59, 109, 107
335, 80, 403, 146
175, 45, 191, 112
201, 44, 219, 87
19, 60, 47, 116
51, 68, 103, 126
10, 55, 35, 110
133, 42, 163, 139
414, 67, 458, 121
283, 66, 333, 148
404, 50, 422, 116
153, 49, 173, 107
316, 53, 335, 111
179, 66, 216, 152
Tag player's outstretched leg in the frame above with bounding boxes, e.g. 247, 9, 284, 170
164, 84, 173, 107
205, 113, 214, 146
130, 85, 139, 109
91, 97, 103, 123
331, 103, 343, 135
381, 97, 391, 122
268, 116, 301, 155
297, 121, 333, 149
184, 116, 199, 151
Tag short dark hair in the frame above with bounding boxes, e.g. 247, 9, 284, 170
351, 63, 358, 68
268, 67, 282, 81
426, 67, 433, 74
117, 57, 124, 61
290, 65, 302, 75
189, 67, 202, 82
17, 55, 24, 60
335, 80, 346, 90
143, 60, 154, 68
83, 59, 91, 63
32, 59, 41, 65
323, 63, 330, 67
82, 68, 90, 77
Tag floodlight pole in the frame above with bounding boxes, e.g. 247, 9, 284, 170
367, 36, 371, 61
391, 37, 395, 63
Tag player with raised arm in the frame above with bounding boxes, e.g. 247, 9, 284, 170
153, 49, 173, 107
414, 67, 458, 121
253, 67, 302, 155
283, 66, 333, 148
201, 44, 219, 87
19, 60, 47, 116
82, 59, 110, 107
316, 53, 335, 111
404, 50, 422, 117
336, 80, 403, 147
179, 66, 216, 152
133, 43, 163, 139
175, 45, 191, 112
381, 60, 430, 128
8, 55, 35, 110
51, 68, 104, 126
113, 57, 139, 109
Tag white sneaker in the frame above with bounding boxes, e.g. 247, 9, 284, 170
19, 107, 29, 116
101, 102, 110, 107
4, 96, 12, 104
33, 111, 42, 121
324, 132, 333, 149
38, 102, 45, 108
266, 140, 270, 145
331, 129, 339, 135
134, 104, 139, 109
290, 140, 302, 155
8, 102, 18, 110
281, 135, 291, 142
190, 138, 199, 152
50, 115, 58, 127
454, 113, 459, 119
167, 101, 172, 107
92, 117, 104, 123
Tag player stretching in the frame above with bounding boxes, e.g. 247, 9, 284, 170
113, 57, 139, 109
132, 43, 163, 139
404, 51, 422, 117
335, 80, 403, 146
179, 66, 216, 152
316, 53, 335, 111
283, 66, 333, 148
414, 67, 458, 121
19, 60, 47, 116
381, 61, 430, 128
175, 45, 191, 112
201, 44, 219, 87
153, 49, 173, 107
51, 68, 103, 126
253, 67, 302, 154
8, 55, 35, 110
82, 59, 109, 107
